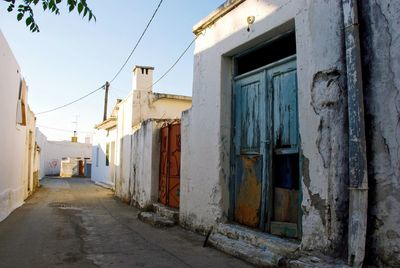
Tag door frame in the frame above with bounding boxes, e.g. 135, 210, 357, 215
229, 55, 302, 236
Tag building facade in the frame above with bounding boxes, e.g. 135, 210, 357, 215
0, 30, 39, 221
92, 66, 192, 209
180, 0, 400, 267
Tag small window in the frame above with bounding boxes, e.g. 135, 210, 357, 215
105, 143, 110, 166
235, 31, 296, 75
16, 79, 27, 126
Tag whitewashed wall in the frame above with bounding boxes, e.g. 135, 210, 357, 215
35, 128, 48, 180
129, 120, 163, 208
42, 140, 92, 176
181, 0, 349, 256
91, 128, 117, 187
0, 30, 28, 221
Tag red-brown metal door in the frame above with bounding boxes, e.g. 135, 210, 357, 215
159, 122, 181, 208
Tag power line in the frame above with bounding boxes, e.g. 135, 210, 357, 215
37, 124, 94, 134
36, 0, 164, 116
36, 84, 105, 115
109, 0, 163, 83
150, 35, 198, 89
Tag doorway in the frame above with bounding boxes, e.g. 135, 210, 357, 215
159, 122, 181, 208
231, 32, 300, 238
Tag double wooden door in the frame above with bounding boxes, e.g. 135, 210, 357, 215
232, 58, 300, 237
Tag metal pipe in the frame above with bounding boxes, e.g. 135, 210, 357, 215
341, 0, 368, 267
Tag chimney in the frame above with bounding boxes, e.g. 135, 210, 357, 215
132, 66, 154, 92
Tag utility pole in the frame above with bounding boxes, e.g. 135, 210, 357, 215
103, 81, 110, 122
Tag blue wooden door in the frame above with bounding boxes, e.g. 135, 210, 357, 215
232, 71, 267, 228
267, 59, 299, 237
232, 58, 299, 237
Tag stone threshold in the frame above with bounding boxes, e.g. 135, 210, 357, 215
208, 223, 349, 267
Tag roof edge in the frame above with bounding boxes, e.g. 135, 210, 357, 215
193, 0, 246, 36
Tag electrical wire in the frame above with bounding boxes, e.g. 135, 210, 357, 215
35, 84, 105, 115
150, 35, 198, 89
35, 0, 164, 116
109, 0, 163, 83
37, 124, 94, 134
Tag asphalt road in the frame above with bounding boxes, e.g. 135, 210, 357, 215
0, 177, 251, 268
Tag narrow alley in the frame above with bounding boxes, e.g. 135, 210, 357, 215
0, 177, 250, 268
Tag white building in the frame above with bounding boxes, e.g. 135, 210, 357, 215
91, 101, 119, 188
39, 139, 92, 177
0, 30, 39, 221
92, 66, 192, 209
180, 0, 400, 267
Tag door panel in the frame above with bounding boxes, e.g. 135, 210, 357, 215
268, 61, 300, 238
159, 127, 169, 205
159, 123, 181, 208
233, 72, 266, 228
167, 123, 181, 208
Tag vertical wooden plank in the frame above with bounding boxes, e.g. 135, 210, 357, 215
167, 123, 181, 208
159, 126, 169, 205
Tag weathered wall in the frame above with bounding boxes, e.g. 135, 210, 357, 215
181, 0, 349, 255
131, 91, 192, 127
91, 128, 117, 187
359, 1, 400, 266
115, 93, 134, 202
42, 141, 92, 176
35, 128, 48, 180
129, 120, 163, 208
23, 108, 37, 199
0, 30, 28, 221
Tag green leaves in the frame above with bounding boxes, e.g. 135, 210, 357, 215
4, 0, 96, 33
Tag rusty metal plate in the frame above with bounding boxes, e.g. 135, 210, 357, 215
234, 155, 262, 228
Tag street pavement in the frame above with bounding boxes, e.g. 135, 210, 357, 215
0, 177, 251, 268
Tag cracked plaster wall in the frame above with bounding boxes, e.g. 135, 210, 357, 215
359, 1, 400, 266
181, 0, 350, 256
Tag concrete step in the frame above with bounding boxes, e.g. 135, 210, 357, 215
152, 203, 179, 223
138, 212, 175, 228
210, 223, 349, 268
209, 233, 285, 267
214, 223, 299, 256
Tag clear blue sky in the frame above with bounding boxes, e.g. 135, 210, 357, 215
0, 0, 221, 141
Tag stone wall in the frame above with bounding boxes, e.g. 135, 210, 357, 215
359, 1, 400, 266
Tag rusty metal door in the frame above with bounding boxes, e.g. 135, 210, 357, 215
232, 71, 267, 228
159, 122, 181, 208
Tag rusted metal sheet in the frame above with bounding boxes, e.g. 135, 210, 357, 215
159, 122, 181, 208
234, 155, 262, 227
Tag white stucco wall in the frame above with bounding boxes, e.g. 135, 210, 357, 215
35, 128, 48, 180
41, 140, 92, 176
115, 93, 134, 201
114, 83, 191, 204
0, 30, 28, 221
181, 0, 348, 254
129, 120, 162, 208
91, 128, 117, 187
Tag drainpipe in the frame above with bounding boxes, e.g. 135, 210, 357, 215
341, 0, 368, 267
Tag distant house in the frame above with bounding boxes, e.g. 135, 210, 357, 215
0, 30, 40, 221
179, 0, 400, 267
91, 101, 119, 188
92, 66, 192, 209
